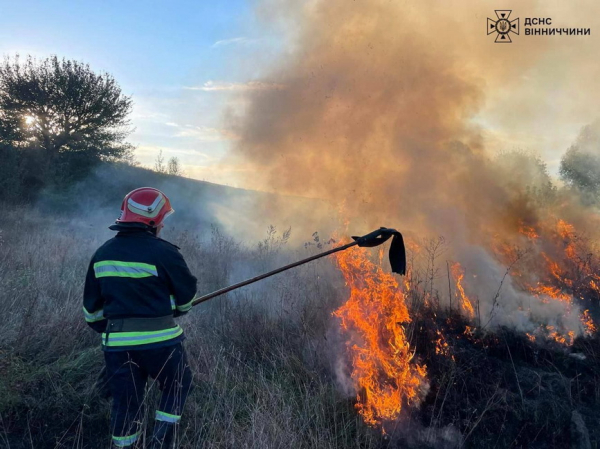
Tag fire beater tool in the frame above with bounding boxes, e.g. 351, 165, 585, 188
191, 227, 406, 307
93, 228, 405, 396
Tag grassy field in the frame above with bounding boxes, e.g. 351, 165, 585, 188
0, 204, 380, 448
3, 201, 600, 449
0, 205, 385, 449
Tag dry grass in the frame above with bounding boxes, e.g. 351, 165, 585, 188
3, 206, 600, 449
0, 206, 382, 449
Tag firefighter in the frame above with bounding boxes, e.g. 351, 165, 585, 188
83, 187, 197, 449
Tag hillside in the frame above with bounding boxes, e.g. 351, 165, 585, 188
37, 162, 338, 243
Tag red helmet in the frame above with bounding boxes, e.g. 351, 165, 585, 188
116, 187, 174, 227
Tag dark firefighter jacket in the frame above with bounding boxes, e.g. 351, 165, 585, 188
83, 225, 197, 351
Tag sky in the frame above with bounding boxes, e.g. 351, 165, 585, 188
0, 0, 284, 185
1, 1, 599, 187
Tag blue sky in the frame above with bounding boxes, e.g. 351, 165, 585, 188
0, 0, 282, 185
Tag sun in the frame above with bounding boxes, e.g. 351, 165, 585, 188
23, 115, 36, 127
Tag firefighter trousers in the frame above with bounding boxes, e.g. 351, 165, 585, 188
104, 343, 193, 448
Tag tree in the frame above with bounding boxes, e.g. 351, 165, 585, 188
0, 55, 134, 188
167, 156, 184, 176
154, 149, 167, 173
560, 146, 600, 205
495, 150, 557, 207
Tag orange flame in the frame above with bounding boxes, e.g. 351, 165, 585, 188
557, 219, 578, 261
590, 279, 600, 294
450, 262, 475, 318
519, 222, 539, 240
333, 244, 427, 427
525, 333, 536, 343
331, 214, 597, 431
581, 309, 596, 336
435, 329, 454, 361
529, 283, 571, 303
546, 326, 575, 346
557, 219, 575, 239
542, 252, 574, 288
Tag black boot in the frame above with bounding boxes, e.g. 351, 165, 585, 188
148, 421, 175, 449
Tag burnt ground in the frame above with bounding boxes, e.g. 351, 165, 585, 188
389, 310, 600, 448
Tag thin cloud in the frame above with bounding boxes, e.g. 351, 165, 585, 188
212, 37, 253, 47
184, 80, 285, 92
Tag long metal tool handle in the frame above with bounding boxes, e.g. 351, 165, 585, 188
191, 241, 358, 307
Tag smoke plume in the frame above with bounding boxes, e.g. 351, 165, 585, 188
226, 1, 600, 333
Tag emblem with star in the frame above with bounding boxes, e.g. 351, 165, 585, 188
488, 10, 520, 43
